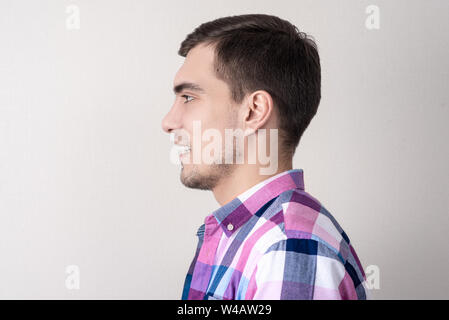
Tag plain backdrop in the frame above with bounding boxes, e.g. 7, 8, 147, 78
0, 0, 448, 299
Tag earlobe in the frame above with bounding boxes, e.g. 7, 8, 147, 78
243, 128, 255, 137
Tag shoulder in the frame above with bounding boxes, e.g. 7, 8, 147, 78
255, 188, 363, 272
269, 189, 351, 260
253, 189, 368, 299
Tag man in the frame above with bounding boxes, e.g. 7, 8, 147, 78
162, 14, 368, 300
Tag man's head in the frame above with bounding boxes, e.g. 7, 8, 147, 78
162, 14, 321, 190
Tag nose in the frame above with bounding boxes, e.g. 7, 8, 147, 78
161, 103, 182, 134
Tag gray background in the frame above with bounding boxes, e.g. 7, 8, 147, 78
0, 0, 448, 299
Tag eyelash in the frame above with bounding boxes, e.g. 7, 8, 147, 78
181, 94, 194, 103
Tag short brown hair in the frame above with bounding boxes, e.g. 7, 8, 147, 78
178, 14, 321, 157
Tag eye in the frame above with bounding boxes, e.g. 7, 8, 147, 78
181, 94, 194, 103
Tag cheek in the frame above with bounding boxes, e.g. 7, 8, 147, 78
188, 101, 218, 128
180, 105, 206, 130
186, 100, 236, 140
208, 100, 235, 127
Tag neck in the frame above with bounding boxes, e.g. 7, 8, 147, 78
212, 160, 293, 206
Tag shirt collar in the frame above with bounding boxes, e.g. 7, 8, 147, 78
211, 169, 305, 237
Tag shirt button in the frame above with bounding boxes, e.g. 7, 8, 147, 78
227, 223, 234, 231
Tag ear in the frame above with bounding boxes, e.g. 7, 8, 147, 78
242, 90, 274, 136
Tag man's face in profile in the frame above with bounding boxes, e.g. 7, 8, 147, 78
161, 43, 240, 190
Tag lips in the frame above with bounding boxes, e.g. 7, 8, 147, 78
174, 144, 191, 157
170, 133, 191, 165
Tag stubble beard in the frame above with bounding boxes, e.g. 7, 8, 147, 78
180, 106, 241, 190
180, 161, 235, 191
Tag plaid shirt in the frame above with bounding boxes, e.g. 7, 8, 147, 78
181, 169, 369, 300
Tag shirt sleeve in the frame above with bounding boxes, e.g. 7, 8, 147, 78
245, 238, 367, 300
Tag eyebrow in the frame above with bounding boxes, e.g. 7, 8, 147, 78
173, 82, 206, 95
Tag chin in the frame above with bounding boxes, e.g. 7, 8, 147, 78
179, 164, 221, 190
